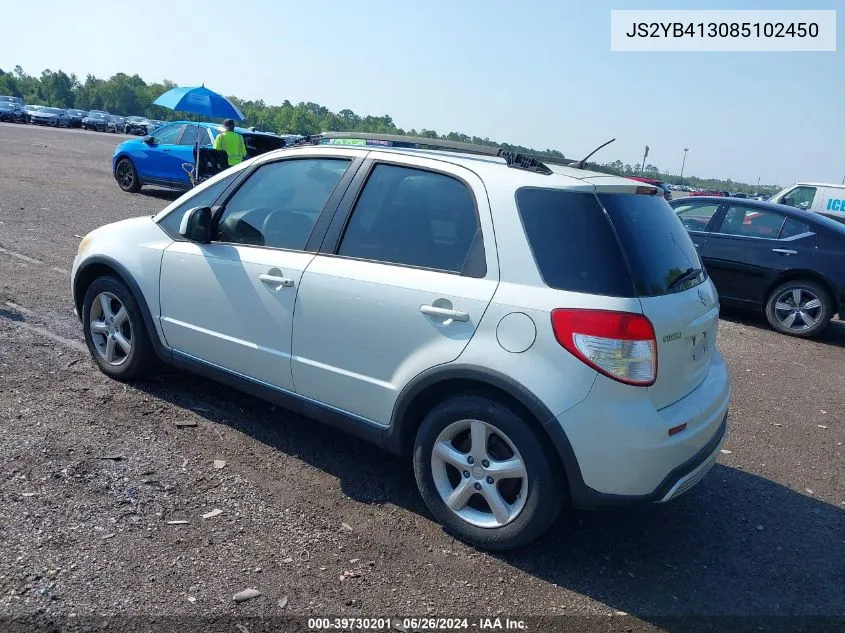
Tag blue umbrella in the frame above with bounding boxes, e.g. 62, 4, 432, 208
153, 85, 244, 184
153, 84, 244, 121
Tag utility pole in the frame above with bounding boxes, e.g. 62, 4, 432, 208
680, 147, 689, 182
757, 177, 760, 189
641, 145, 649, 176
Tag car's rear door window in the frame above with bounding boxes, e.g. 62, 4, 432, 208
516, 189, 635, 296
717, 205, 785, 238
338, 164, 484, 276
597, 193, 705, 297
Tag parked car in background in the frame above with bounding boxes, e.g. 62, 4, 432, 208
147, 119, 166, 133
689, 189, 724, 197
108, 115, 127, 133
30, 107, 72, 127
0, 95, 25, 108
65, 109, 88, 128
768, 182, 845, 221
112, 121, 286, 193
82, 111, 111, 131
21, 104, 45, 123
628, 176, 672, 201
730, 192, 748, 199
672, 196, 845, 337
77, 134, 731, 550
124, 116, 152, 135
0, 100, 27, 123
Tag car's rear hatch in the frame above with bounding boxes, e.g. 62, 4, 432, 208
595, 188, 718, 409
516, 176, 720, 410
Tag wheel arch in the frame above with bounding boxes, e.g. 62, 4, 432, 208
385, 365, 586, 503
73, 256, 170, 362
765, 269, 839, 314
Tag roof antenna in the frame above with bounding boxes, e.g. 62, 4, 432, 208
571, 138, 615, 169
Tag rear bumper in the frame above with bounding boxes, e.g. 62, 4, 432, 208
546, 351, 731, 508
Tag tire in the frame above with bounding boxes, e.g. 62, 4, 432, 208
82, 275, 155, 381
413, 394, 563, 551
765, 279, 832, 337
115, 157, 141, 193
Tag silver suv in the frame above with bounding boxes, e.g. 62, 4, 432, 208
72, 133, 731, 550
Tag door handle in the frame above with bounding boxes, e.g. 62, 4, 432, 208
420, 305, 469, 322
258, 273, 294, 288
772, 248, 797, 256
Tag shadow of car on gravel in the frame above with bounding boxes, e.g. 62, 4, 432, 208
129, 368, 845, 625
719, 305, 845, 349
137, 188, 182, 203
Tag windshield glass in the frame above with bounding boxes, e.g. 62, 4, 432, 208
41, 108, 64, 115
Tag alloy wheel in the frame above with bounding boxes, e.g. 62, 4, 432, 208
89, 292, 132, 366
773, 287, 823, 332
430, 419, 528, 528
116, 161, 134, 190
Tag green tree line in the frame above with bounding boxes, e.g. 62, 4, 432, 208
0, 65, 776, 193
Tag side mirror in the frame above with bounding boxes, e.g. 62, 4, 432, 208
178, 206, 212, 243
142, 135, 156, 145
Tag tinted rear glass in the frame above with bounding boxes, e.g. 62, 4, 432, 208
598, 193, 704, 297
516, 189, 635, 297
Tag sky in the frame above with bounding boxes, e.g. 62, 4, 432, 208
2, 0, 843, 187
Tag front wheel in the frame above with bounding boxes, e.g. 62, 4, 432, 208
765, 280, 832, 337
115, 157, 141, 193
82, 276, 155, 381
413, 395, 563, 551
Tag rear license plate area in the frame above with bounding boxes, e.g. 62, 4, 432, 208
690, 332, 708, 366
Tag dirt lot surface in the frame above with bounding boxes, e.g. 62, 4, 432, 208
0, 123, 843, 631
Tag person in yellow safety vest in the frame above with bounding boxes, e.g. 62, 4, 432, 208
213, 119, 247, 166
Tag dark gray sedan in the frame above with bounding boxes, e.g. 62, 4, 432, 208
29, 107, 72, 127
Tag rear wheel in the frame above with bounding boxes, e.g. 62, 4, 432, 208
765, 280, 832, 337
115, 157, 141, 193
413, 394, 563, 551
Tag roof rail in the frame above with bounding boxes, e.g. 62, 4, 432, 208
296, 132, 561, 175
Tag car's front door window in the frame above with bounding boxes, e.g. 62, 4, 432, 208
674, 202, 721, 232
152, 124, 183, 145
781, 186, 817, 210
215, 158, 352, 251
179, 125, 210, 147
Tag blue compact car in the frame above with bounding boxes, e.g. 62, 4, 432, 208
112, 121, 287, 193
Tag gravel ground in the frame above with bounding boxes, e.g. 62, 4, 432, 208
0, 123, 843, 631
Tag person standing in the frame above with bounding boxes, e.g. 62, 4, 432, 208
213, 119, 247, 166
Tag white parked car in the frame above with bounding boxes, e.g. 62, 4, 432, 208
72, 133, 731, 550
769, 182, 845, 218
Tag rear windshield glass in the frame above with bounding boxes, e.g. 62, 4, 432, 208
516, 189, 635, 297
598, 193, 704, 297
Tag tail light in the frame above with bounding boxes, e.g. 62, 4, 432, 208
551, 309, 657, 386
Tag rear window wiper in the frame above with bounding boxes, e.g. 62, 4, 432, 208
667, 267, 704, 292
